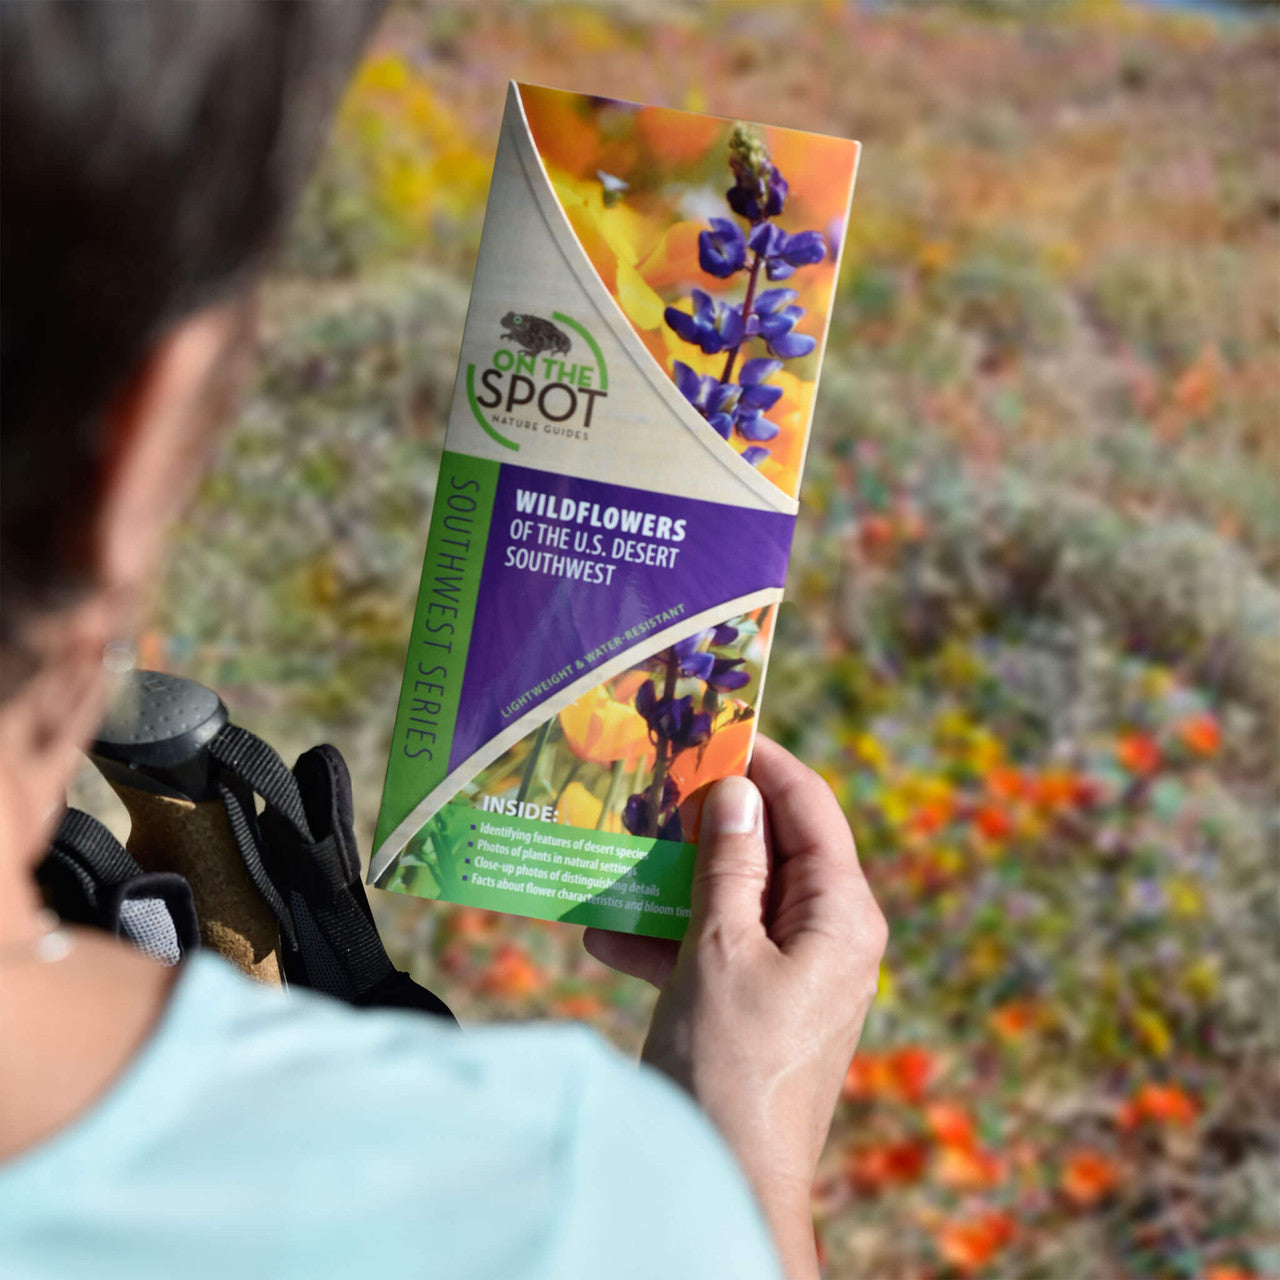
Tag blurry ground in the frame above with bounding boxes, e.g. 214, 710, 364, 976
74, 3, 1279, 1277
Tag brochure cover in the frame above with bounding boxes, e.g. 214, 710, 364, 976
369, 82, 860, 939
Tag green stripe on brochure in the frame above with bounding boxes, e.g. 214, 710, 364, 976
373, 451, 499, 855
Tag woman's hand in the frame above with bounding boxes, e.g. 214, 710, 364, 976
584, 735, 888, 1280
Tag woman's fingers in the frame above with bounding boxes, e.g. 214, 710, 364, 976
687, 775, 771, 945
749, 735, 883, 956
583, 927, 679, 988
583, 775, 772, 985
585, 737, 884, 981
748, 736, 858, 867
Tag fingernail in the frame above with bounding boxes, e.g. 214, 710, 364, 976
705, 775, 761, 836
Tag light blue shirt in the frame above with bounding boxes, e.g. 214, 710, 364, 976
0, 952, 780, 1280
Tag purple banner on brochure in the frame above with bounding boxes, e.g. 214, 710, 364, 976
449, 463, 794, 771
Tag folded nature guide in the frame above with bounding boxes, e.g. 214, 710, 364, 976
370, 83, 860, 939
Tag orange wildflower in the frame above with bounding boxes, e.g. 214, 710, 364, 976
973, 803, 1013, 841
926, 1102, 978, 1149
1116, 732, 1161, 775
767, 128, 862, 228
1177, 713, 1222, 757
558, 684, 655, 768
636, 219, 706, 291
985, 766, 1027, 802
668, 718, 755, 806
1139, 1083, 1199, 1126
1204, 1267, 1258, 1280
935, 1142, 1003, 1190
1172, 346, 1220, 417
1173, 365, 1213, 416
845, 1139, 928, 1193
520, 83, 603, 179
1030, 768, 1084, 813
552, 992, 606, 1020
887, 1046, 936, 1103
988, 999, 1045, 1042
859, 513, 895, 555
479, 942, 543, 998
1061, 1149, 1120, 1207
840, 1053, 887, 1102
841, 1056, 873, 1101
1118, 1083, 1198, 1130
909, 800, 953, 837
443, 907, 498, 941
841, 1046, 935, 1105
934, 1211, 1015, 1273
610, 669, 650, 704
635, 106, 721, 167
754, 605, 776, 647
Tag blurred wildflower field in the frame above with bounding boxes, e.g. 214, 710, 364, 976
93, 2, 1280, 1276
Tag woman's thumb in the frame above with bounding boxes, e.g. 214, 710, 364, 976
689, 774, 769, 939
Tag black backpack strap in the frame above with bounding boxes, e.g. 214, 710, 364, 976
208, 726, 454, 1023
38, 809, 199, 965
290, 745, 454, 1019
211, 793, 299, 952
211, 724, 314, 839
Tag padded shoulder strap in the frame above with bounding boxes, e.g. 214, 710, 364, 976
38, 809, 199, 965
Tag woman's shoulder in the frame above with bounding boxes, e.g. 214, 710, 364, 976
0, 950, 777, 1280
173, 949, 621, 1122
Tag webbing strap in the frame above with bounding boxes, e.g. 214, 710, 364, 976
209, 725, 313, 842
54, 808, 142, 885
215, 778, 299, 952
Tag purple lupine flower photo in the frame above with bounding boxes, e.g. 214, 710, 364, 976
699, 217, 747, 277
751, 288, 818, 359
663, 287, 745, 355
665, 123, 824, 470
748, 223, 827, 281
708, 657, 751, 692
618, 614, 767, 840
727, 125, 789, 222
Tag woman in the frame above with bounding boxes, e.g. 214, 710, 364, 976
0, 5, 887, 1278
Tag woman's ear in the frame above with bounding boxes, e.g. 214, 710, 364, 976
96, 302, 254, 600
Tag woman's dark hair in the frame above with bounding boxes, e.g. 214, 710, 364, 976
0, 0, 380, 664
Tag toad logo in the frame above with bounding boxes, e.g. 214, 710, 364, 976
464, 309, 609, 452
499, 312, 571, 358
